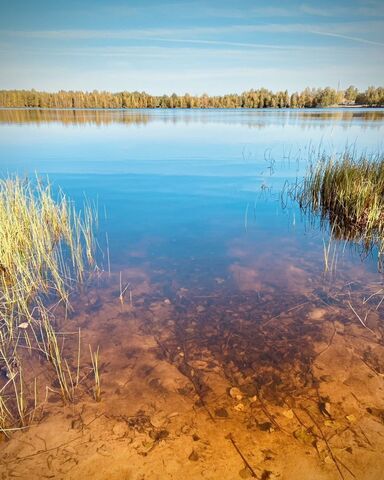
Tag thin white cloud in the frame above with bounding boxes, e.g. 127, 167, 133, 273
99, 2, 384, 19
228, 3, 384, 18
204, 6, 299, 18
0, 2, 382, 92
310, 30, 384, 46
95, 3, 298, 20
300, 2, 384, 17
3, 19, 383, 39
0, 43, 376, 68
3, 43, 376, 70
2, 62, 381, 95
142, 37, 305, 50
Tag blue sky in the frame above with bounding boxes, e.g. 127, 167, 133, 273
0, 0, 383, 94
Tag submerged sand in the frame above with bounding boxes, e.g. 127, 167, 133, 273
1, 267, 384, 480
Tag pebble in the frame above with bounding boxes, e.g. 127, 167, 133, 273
259, 422, 274, 433
215, 407, 229, 418
181, 424, 191, 434
234, 403, 245, 412
193, 360, 208, 369
229, 387, 243, 400
189, 450, 199, 461
282, 409, 294, 419
239, 467, 253, 478
309, 308, 327, 320
71, 418, 83, 430
168, 411, 179, 419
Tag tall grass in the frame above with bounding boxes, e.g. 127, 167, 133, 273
296, 150, 384, 268
0, 177, 96, 435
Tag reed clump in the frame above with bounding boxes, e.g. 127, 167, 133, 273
0, 177, 96, 435
297, 150, 384, 267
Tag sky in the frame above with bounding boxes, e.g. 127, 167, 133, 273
0, 0, 383, 94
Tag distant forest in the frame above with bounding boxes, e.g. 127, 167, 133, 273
0, 86, 383, 109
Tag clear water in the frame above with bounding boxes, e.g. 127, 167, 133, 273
1, 108, 384, 478
1, 108, 383, 282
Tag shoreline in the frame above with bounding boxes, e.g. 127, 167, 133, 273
0, 105, 382, 111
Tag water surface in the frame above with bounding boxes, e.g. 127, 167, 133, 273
1, 107, 383, 280
2, 108, 384, 479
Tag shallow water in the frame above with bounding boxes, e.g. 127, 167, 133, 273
1, 108, 384, 479
1, 107, 383, 274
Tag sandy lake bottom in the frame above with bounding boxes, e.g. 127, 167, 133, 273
1, 108, 384, 479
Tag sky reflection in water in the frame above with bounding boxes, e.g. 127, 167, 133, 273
0, 108, 383, 291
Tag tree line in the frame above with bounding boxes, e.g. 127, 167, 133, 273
0, 86, 383, 109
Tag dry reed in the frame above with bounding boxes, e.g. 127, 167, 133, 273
0, 176, 96, 435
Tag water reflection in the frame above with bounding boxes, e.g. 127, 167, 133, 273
0, 107, 383, 130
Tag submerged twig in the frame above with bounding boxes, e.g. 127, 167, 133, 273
226, 433, 258, 478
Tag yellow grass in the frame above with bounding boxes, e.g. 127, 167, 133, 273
0, 176, 96, 434
89, 345, 101, 402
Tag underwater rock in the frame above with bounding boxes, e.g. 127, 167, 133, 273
366, 407, 384, 423
71, 417, 83, 430
258, 422, 273, 432
293, 427, 315, 445
239, 467, 253, 478
215, 407, 229, 418
188, 449, 199, 461
319, 400, 332, 418
234, 403, 246, 412
149, 429, 169, 441
346, 414, 356, 423
229, 387, 243, 400
282, 409, 294, 419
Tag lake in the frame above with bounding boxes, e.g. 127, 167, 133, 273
1, 108, 383, 274
1, 108, 384, 479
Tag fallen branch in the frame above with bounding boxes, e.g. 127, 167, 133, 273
226, 433, 258, 478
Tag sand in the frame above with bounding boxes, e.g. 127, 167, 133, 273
1, 268, 384, 480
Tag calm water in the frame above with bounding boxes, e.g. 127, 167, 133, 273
2, 108, 384, 479
0, 108, 383, 294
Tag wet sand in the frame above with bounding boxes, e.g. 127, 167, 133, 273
1, 266, 384, 480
